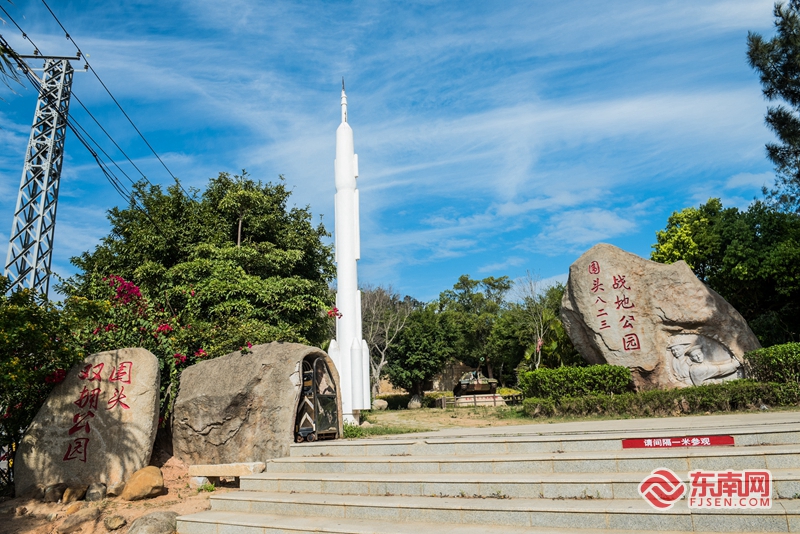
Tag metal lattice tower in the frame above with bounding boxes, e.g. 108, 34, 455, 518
4, 59, 74, 296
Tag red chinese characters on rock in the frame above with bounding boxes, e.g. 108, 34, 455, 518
78, 363, 104, 382
588, 261, 601, 275
63, 437, 89, 462
63, 360, 135, 462
623, 333, 641, 351
107, 387, 130, 410
612, 275, 631, 290
591, 278, 605, 293
74, 386, 101, 411
109, 362, 133, 384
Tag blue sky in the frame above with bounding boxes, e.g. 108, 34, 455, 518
0, 0, 780, 301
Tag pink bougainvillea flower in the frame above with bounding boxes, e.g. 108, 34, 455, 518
104, 275, 142, 305
155, 323, 173, 336
173, 353, 187, 365
246, 342, 253, 349
194, 349, 207, 358
45, 369, 67, 384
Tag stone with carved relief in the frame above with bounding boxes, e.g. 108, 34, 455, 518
561, 243, 758, 390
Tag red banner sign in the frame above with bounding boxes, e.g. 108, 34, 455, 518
622, 435, 734, 449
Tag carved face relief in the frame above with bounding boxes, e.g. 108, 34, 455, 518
666, 334, 740, 387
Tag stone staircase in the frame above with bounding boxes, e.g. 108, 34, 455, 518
177, 412, 800, 533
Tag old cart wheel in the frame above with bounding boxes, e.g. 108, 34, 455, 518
295, 434, 305, 443
307, 433, 316, 443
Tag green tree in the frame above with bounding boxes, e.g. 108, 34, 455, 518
384, 304, 458, 396
361, 285, 416, 398
652, 199, 800, 346
63, 172, 334, 349
748, 0, 800, 212
0, 278, 83, 487
437, 275, 511, 378
489, 282, 582, 383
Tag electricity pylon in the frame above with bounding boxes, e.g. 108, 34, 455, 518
4, 57, 76, 296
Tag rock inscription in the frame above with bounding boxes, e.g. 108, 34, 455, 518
561, 244, 757, 390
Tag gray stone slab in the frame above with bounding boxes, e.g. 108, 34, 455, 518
461, 509, 530, 527
218, 524, 265, 534
607, 512, 692, 531
177, 520, 218, 534
691, 511, 789, 532
553, 459, 619, 473
345, 504, 402, 521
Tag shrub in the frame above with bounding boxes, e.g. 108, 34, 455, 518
522, 380, 800, 418
745, 343, 800, 383
497, 387, 522, 396
518, 365, 633, 400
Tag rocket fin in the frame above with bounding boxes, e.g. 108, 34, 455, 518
350, 338, 364, 410
362, 339, 371, 408
328, 339, 339, 371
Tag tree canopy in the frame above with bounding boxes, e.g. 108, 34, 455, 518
384, 303, 458, 396
63, 172, 335, 351
748, 0, 800, 211
437, 275, 511, 379
652, 199, 800, 346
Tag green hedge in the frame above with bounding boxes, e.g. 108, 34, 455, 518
522, 380, 800, 418
518, 365, 633, 400
745, 342, 800, 384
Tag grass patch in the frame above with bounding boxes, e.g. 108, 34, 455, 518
196, 482, 216, 493
342, 422, 428, 439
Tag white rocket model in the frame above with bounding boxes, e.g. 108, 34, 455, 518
328, 79, 370, 423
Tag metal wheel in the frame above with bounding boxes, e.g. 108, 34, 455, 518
307, 433, 316, 443
295, 434, 305, 443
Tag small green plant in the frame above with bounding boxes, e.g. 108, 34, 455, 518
197, 482, 216, 493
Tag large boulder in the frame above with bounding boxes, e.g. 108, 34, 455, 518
561, 244, 760, 390
15, 348, 160, 497
172, 342, 342, 465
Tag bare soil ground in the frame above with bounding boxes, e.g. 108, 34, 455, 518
0, 447, 230, 534
366, 405, 531, 431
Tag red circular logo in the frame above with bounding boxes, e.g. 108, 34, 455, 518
638, 468, 686, 510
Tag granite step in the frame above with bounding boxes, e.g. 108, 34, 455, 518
205, 491, 800, 532
176, 510, 751, 534
290, 423, 800, 458
268, 444, 800, 475
240, 468, 800, 500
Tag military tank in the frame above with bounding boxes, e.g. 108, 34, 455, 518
453, 370, 498, 397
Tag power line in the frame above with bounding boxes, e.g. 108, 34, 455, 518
0, 25, 169, 238
39, 0, 192, 198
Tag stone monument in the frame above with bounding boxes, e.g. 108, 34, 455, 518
15, 348, 160, 496
561, 243, 759, 390
171, 342, 342, 465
